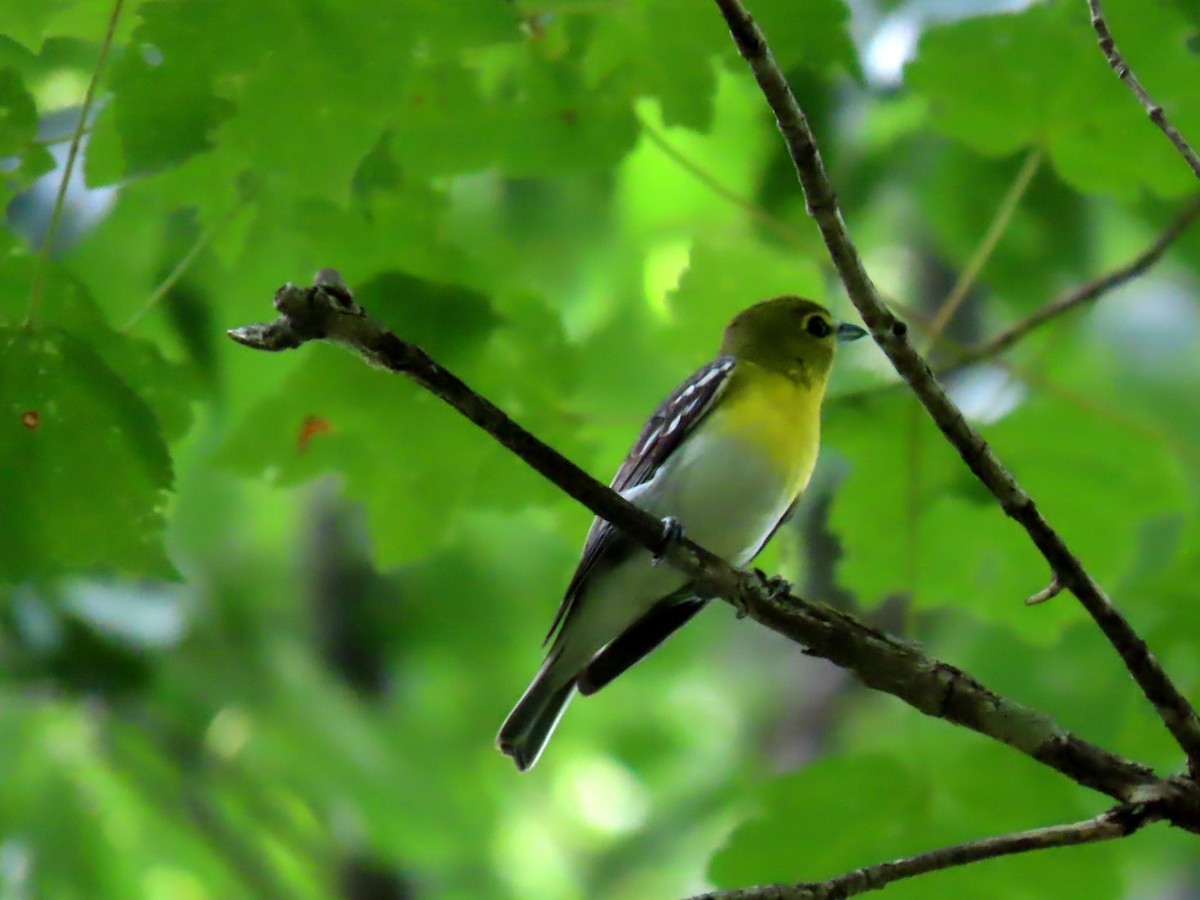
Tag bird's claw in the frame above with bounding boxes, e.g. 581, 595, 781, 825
652, 516, 684, 565
732, 570, 794, 620
754, 568, 792, 604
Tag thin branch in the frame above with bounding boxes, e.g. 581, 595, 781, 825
712, 0, 1200, 768
925, 147, 1042, 350
948, 192, 1200, 371
1026, 574, 1065, 607
1087, 0, 1200, 181
835, 186, 1200, 406
835, 295, 1200, 470
123, 202, 243, 332
229, 272, 1200, 831
687, 803, 1156, 900
25, 0, 124, 328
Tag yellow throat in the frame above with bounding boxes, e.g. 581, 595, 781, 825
711, 362, 824, 501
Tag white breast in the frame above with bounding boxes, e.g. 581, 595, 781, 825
628, 424, 792, 566
550, 413, 801, 677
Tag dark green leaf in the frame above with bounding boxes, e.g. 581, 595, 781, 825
0, 66, 35, 156
0, 327, 174, 580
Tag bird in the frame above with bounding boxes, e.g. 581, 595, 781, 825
497, 296, 868, 770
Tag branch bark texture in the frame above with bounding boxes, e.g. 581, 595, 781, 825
711, 0, 1200, 768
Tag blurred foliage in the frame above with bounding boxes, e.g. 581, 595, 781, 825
0, 0, 1199, 897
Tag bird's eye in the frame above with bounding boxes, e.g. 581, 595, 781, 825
805, 315, 832, 338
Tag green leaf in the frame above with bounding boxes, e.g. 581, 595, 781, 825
750, 0, 859, 80
907, 0, 1198, 197
828, 387, 1186, 639
0, 327, 174, 581
0, 0, 76, 52
85, 36, 234, 183
914, 144, 1091, 303
582, 0, 728, 131
216, 280, 585, 564
0, 256, 198, 442
710, 743, 1124, 898
3, 0, 151, 52
353, 270, 499, 364
1173, 0, 1200, 30
663, 236, 825, 363
0, 65, 35, 155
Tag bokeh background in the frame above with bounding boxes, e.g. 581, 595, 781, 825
3, 0, 1200, 896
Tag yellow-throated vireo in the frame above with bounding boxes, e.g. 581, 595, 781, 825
498, 297, 867, 770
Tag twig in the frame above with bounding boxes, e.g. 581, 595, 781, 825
925, 148, 1043, 350
949, 192, 1200, 371
228, 272, 1200, 830
1026, 575, 1064, 607
836, 293, 1200, 472
837, 188, 1194, 401
1087, 0, 1200, 181
686, 803, 1156, 900
123, 202, 243, 332
24, 0, 124, 328
712, 0, 1200, 768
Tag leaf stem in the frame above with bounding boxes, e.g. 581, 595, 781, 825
25, 0, 124, 329
924, 147, 1042, 351
123, 203, 242, 332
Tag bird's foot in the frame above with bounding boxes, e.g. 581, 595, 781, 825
753, 571, 792, 614
652, 516, 684, 565
744, 568, 792, 619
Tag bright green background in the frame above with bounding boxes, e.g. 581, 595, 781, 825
1, 0, 1199, 896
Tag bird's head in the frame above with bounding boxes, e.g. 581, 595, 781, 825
719, 296, 868, 385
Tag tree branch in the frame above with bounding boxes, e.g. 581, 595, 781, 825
1087, 0, 1200, 181
947, 192, 1200, 372
687, 802, 1156, 900
712, 0, 1200, 769
228, 271, 1200, 831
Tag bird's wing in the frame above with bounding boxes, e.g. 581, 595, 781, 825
574, 496, 802, 690
575, 590, 707, 694
542, 355, 737, 645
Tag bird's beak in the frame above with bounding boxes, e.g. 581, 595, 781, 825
835, 321, 868, 343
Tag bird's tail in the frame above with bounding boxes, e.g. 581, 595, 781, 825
497, 665, 577, 771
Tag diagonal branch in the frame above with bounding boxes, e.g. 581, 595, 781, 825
1087, 0, 1200, 181
686, 802, 1156, 900
947, 192, 1200, 372
228, 271, 1200, 831
712, 0, 1200, 769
